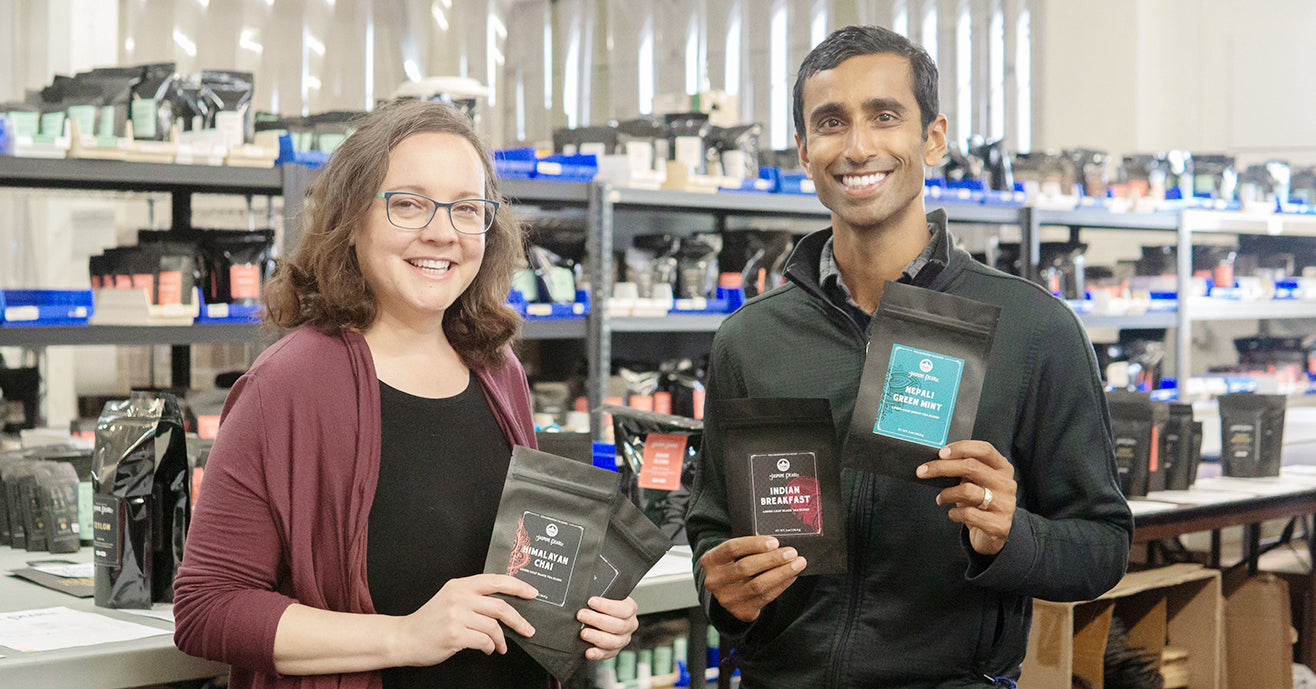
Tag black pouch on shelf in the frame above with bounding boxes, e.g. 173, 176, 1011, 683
38, 445, 95, 545
92, 392, 189, 608
845, 281, 1001, 489
204, 230, 274, 304
605, 405, 704, 545
1144, 401, 1171, 493
129, 62, 178, 141
712, 397, 847, 576
155, 241, 201, 306
38, 462, 81, 554
1218, 393, 1287, 478
484, 446, 617, 653
520, 496, 673, 682
1162, 403, 1198, 491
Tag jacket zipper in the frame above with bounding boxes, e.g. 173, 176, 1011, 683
825, 469, 872, 688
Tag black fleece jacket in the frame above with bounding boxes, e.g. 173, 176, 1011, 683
686, 210, 1133, 688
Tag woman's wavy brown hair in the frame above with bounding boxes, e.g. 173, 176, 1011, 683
264, 99, 523, 370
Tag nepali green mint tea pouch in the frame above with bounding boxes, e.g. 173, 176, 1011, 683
521, 495, 673, 681
1218, 393, 1286, 478
484, 446, 618, 652
1104, 391, 1168, 498
711, 397, 847, 576
605, 405, 703, 545
1162, 403, 1200, 491
845, 281, 1001, 489
92, 392, 190, 608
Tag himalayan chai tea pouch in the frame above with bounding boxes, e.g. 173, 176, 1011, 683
712, 397, 847, 576
846, 281, 1001, 489
521, 494, 673, 681
93, 391, 190, 608
484, 445, 618, 652
1218, 393, 1287, 478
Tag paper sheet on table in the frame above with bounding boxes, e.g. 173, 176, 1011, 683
31, 563, 94, 578
1192, 476, 1306, 496
0, 606, 170, 652
1143, 488, 1263, 506
123, 604, 175, 623
1127, 499, 1183, 515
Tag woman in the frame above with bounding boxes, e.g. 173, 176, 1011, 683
173, 100, 638, 689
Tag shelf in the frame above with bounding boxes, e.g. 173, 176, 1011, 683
0, 323, 266, 347
1033, 207, 1181, 231
1075, 310, 1179, 329
1181, 209, 1316, 237
501, 178, 591, 205
1185, 298, 1316, 321
518, 319, 587, 339
610, 314, 727, 332
0, 156, 283, 195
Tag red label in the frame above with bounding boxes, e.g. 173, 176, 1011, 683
638, 433, 687, 490
114, 275, 132, 289
191, 467, 204, 508
90, 275, 102, 289
230, 263, 261, 300
653, 391, 673, 415
157, 271, 183, 305
132, 274, 155, 305
1149, 426, 1160, 473
197, 415, 221, 439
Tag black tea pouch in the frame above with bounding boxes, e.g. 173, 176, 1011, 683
712, 397, 847, 576
607, 405, 703, 545
1105, 391, 1163, 498
92, 392, 190, 608
1, 459, 39, 548
20, 465, 48, 552
1162, 403, 1198, 491
484, 446, 617, 652
1218, 393, 1287, 478
846, 281, 1000, 488
521, 496, 673, 681
38, 462, 81, 554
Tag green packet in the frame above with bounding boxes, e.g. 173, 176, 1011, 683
845, 281, 1000, 489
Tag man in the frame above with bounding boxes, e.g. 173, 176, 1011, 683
686, 25, 1133, 688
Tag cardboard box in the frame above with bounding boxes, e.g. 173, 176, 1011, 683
1223, 570, 1294, 689
1020, 564, 1223, 689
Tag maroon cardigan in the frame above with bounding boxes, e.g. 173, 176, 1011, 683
173, 327, 537, 689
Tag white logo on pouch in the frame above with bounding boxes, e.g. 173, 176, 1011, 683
919, 358, 934, 373
546, 523, 558, 538
777, 458, 791, 471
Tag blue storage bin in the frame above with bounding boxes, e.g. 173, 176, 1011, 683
508, 288, 591, 320
275, 132, 331, 168
494, 147, 538, 179
669, 286, 745, 315
0, 289, 94, 326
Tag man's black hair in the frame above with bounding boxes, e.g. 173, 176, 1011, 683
793, 25, 939, 142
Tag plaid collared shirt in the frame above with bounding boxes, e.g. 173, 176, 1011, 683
818, 222, 948, 337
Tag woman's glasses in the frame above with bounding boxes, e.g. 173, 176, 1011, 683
375, 191, 499, 235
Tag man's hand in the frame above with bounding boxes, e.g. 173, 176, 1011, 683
916, 440, 1017, 556
699, 535, 807, 622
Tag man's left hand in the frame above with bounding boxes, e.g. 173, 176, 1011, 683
916, 440, 1016, 556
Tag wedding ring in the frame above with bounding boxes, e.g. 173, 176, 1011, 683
978, 486, 994, 511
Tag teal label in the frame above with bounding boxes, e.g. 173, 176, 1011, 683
131, 98, 157, 139
873, 344, 964, 448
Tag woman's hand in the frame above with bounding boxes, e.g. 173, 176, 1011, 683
577, 596, 639, 660
392, 573, 538, 666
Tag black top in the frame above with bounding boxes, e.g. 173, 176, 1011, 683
368, 372, 547, 688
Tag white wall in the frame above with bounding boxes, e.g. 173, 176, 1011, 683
1038, 0, 1316, 165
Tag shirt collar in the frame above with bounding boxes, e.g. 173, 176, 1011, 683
818, 218, 951, 321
